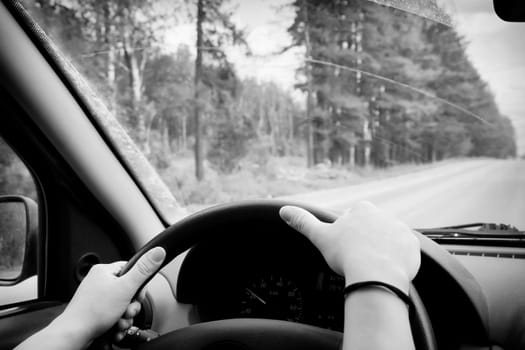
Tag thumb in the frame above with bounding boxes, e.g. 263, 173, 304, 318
122, 246, 166, 288
279, 206, 327, 241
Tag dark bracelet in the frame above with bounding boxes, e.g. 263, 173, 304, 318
343, 281, 411, 305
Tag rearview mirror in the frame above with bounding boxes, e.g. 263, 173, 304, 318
0, 195, 38, 286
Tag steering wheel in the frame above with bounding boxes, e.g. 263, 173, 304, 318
118, 200, 437, 350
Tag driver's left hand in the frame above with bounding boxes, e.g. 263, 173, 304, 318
54, 247, 166, 346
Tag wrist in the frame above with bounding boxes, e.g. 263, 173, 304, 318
48, 312, 94, 349
344, 281, 410, 306
342, 259, 411, 295
343, 284, 414, 350
345, 285, 410, 308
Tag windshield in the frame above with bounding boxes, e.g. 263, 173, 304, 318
20, 0, 525, 229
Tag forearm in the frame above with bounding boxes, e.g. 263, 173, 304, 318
343, 286, 415, 350
15, 314, 91, 350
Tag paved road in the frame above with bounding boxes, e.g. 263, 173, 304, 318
282, 159, 525, 230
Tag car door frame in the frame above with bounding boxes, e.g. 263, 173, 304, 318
0, 1, 168, 347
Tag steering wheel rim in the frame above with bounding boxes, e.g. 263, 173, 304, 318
120, 200, 437, 350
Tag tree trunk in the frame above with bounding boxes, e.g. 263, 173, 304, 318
103, 4, 117, 112
286, 109, 294, 156
181, 113, 187, 151
194, 0, 204, 180
107, 46, 117, 111
349, 144, 356, 167
383, 142, 390, 167
363, 143, 370, 166
430, 143, 437, 162
390, 143, 395, 163
162, 119, 171, 154
304, 0, 314, 168
362, 119, 372, 167
122, 23, 148, 153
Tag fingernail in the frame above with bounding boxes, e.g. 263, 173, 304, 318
279, 206, 293, 224
150, 247, 166, 263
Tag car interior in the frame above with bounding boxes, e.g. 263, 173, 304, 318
0, 1, 525, 350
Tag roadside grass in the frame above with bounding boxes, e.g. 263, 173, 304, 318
157, 155, 471, 213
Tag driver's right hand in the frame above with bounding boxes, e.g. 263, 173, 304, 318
279, 201, 420, 294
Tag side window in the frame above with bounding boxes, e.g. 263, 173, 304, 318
0, 136, 39, 306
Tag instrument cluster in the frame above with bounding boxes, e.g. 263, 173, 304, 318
197, 268, 346, 332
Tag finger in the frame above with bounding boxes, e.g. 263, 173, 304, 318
114, 331, 126, 343
137, 288, 147, 302
122, 246, 166, 288
124, 301, 142, 319
279, 206, 327, 240
118, 318, 133, 331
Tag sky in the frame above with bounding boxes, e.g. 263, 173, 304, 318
165, 0, 525, 155
452, 0, 525, 155
164, 0, 300, 91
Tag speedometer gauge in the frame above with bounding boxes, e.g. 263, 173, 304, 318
238, 274, 304, 322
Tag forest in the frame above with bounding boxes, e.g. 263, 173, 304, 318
2, 0, 518, 207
